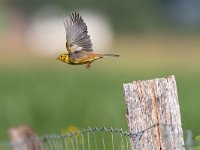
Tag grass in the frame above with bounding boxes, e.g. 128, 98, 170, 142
0, 63, 200, 139
0, 35, 200, 141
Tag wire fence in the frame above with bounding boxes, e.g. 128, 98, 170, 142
0, 126, 200, 150
1, 127, 132, 150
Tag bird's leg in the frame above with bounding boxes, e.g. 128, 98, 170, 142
85, 62, 91, 69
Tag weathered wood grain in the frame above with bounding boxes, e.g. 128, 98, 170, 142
123, 75, 184, 150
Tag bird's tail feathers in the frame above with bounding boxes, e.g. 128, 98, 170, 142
102, 54, 120, 57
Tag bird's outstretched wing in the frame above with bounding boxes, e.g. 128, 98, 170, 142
64, 12, 93, 53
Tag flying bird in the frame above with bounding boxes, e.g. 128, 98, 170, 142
57, 12, 119, 68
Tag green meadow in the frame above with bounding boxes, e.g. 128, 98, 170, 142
0, 36, 200, 140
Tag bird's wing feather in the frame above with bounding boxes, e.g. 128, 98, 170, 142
64, 12, 93, 53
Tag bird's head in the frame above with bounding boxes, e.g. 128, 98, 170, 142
57, 54, 69, 63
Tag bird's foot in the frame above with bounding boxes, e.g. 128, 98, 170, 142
85, 63, 91, 69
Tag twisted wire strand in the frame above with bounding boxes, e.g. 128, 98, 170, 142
0, 127, 131, 148
0, 125, 199, 149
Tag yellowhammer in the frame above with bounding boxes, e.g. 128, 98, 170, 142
57, 12, 119, 68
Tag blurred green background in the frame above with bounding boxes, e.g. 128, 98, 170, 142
0, 0, 200, 140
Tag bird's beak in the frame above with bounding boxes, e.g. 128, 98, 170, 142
57, 57, 60, 60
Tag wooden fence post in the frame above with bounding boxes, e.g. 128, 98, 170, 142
8, 125, 43, 150
123, 75, 184, 150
